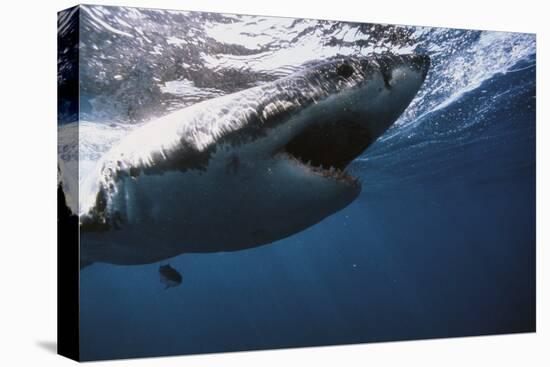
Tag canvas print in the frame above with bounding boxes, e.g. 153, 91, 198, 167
57, 4, 536, 361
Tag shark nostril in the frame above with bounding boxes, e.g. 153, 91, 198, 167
337, 63, 354, 79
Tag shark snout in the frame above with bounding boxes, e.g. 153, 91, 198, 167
376, 54, 430, 88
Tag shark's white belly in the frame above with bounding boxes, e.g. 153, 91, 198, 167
81, 147, 357, 265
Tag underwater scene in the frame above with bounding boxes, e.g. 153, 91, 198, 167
57, 5, 536, 361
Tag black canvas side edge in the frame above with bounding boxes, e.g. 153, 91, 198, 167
57, 5, 80, 362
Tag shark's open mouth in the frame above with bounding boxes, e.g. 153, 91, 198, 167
280, 117, 372, 186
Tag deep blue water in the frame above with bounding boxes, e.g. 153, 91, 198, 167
59, 6, 536, 361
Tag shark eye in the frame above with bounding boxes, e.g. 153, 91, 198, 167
336, 63, 354, 78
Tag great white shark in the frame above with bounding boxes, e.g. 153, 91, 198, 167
76, 54, 430, 266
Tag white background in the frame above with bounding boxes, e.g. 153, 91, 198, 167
0, 0, 547, 365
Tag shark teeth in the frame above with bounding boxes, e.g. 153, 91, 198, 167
278, 152, 360, 188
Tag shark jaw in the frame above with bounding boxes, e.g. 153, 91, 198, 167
269, 53, 430, 197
